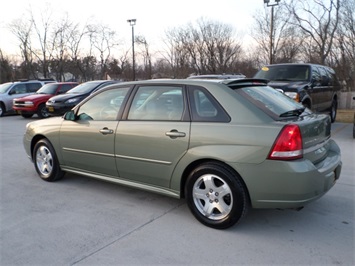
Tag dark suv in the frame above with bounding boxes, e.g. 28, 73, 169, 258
253, 63, 341, 122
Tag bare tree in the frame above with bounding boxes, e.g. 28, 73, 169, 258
8, 17, 35, 78
287, 0, 340, 64
135, 35, 152, 79
330, 0, 355, 93
162, 18, 242, 77
29, 3, 55, 78
252, 3, 303, 66
87, 23, 120, 79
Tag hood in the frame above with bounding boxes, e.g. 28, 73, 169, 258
48, 92, 87, 102
268, 81, 310, 91
15, 94, 53, 101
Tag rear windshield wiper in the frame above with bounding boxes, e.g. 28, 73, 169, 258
279, 107, 305, 118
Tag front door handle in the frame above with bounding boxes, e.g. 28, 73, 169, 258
99, 127, 114, 135
165, 129, 186, 139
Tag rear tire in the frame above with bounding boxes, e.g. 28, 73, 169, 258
33, 139, 64, 182
185, 162, 249, 229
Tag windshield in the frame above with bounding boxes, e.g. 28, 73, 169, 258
66, 81, 103, 94
236, 85, 306, 118
254, 65, 310, 82
0, 83, 13, 94
36, 83, 58, 94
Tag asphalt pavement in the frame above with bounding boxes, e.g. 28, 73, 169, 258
0, 115, 354, 266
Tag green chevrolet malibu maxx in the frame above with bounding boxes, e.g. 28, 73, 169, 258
23, 78, 342, 229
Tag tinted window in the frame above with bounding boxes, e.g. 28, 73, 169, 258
58, 84, 76, 94
11, 84, 27, 94
27, 83, 42, 92
77, 88, 129, 121
128, 86, 184, 121
255, 65, 310, 81
311, 66, 321, 83
237, 86, 304, 118
188, 86, 230, 122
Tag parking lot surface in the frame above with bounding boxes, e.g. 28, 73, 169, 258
1, 115, 354, 265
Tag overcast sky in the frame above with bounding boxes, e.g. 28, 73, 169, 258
0, 0, 272, 57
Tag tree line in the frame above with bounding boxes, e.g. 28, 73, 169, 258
0, 0, 354, 91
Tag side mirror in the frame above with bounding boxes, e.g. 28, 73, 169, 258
63, 110, 76, 121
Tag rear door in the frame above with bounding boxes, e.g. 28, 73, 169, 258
114, 85, 190, 188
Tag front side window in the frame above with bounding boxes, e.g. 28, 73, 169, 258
58, 84, 76, 94
11, 84, 27, 94
128, 86, 184, 121
76, 87, 129, 121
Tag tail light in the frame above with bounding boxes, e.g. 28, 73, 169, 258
268, 124, 303, 160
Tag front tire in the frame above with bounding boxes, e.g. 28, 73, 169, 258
185, 162, 249, 229
329, 98, 337, 123
0, 103, 5, 117
37, 103, 49, 118
33, 139, 64, 181
22, 113, 34, 118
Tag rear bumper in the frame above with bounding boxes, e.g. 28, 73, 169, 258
233, 140, 342, 209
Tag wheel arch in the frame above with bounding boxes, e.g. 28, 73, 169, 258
30, 134, 47, 159
178, 159, 251, 204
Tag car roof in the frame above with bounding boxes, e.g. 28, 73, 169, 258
187, 74, 246, 79
114, 78, 268, 88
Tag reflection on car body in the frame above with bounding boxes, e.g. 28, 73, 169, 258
23, 78, 342, 229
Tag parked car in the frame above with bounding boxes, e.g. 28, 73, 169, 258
253, 63, 341, 122
0, 79, 55, 117
187, 73, 246, 79
23, 78, 342, 229
13, 82, 78, 118
46, 80, 120, 116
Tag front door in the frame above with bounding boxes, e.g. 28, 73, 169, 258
60, 87, 130, 177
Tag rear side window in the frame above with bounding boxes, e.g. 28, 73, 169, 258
27, 83, 42, 92
188, 86, 230, 122
236, 86, 304, 118
128, 86, 184, 121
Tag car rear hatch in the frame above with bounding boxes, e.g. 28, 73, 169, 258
297, 113, 332, 164
225, 79, 337, 165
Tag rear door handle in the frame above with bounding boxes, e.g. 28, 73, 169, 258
99, 127, 114, 135
165, 129, 186, 139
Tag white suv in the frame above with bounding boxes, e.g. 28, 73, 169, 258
0, 79, 54, 117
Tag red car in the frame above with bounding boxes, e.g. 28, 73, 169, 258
13, 82, 78, 118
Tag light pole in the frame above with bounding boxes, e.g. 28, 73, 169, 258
127, 19, 136, 81
264, 0, 280, 65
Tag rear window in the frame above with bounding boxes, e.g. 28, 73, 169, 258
235, 85, 305, 118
